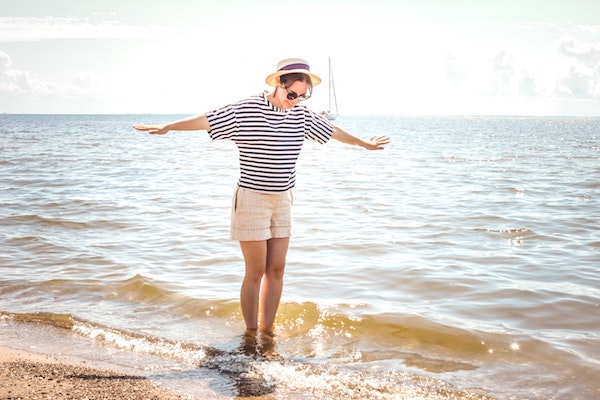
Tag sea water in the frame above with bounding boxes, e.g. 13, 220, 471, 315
1, 114, 599, 399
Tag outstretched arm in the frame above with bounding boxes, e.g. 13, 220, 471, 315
331, 125, 391, 150
133, 114, 210, 135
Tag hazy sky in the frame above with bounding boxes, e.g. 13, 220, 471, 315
1, 0, 599, 115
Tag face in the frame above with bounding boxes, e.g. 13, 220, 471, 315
276, 79, 310, 109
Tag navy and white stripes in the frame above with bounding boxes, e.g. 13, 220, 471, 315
206, 92, 333, 193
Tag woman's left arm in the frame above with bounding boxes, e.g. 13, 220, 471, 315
331, 126, 391, 150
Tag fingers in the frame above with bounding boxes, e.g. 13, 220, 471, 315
132, 124, 164, 134
370, 135, 391, 144
132, 123, 150, 131
368, 135, 391, 150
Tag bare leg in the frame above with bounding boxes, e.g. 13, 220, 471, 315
240, 240, 267, 331
239, 238, 289, 331
260, 237, 289, 331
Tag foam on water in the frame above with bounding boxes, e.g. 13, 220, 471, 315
1, 314, 496, 399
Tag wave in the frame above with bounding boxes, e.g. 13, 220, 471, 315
0, 311, 496, 399
1, 214, 131, 231
0, 273, 583, 360
2, 274, 598, 398
0, 298, 537, 367
0, 273, 552, 359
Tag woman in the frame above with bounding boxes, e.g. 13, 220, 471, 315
133, 58, 390, 334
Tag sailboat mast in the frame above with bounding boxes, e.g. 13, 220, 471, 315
328, 57, 338, 117
328, 57, 332, 113
321, 57, 338, 120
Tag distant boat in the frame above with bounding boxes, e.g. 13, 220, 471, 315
321, 57, 338, 121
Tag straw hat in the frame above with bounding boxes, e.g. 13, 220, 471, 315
265, 58, 322, 87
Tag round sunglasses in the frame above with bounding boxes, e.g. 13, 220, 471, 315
284, 86, 311, 101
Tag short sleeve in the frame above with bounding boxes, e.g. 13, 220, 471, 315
206, 105, 238, 141
305, 109, 334, 144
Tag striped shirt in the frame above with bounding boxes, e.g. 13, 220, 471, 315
206, 92, 334, 193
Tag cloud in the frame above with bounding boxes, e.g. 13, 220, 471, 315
450, 35, 600, 102
574, 24, 600, 35
0, 50, 108, 100
518, 71, 538, 96
558, 36, 600, 68
556, 66, 598, 98
556, 37, 600, 98
74, 72, 94, 90
489, 51, 516, 95
444, 53, 466, 86
0, 50, 74, 96
443, 50, 542, 98
0, 16, 176, 42
0, 51, 35, 92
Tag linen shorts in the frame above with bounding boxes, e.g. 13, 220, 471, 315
230, 185, 293, 241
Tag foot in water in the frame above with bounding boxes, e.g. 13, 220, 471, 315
240, 329, 281, 360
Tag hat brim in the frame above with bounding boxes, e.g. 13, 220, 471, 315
265, 69, 322, 87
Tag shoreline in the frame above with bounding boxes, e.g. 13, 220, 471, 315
0, 345, 186, 399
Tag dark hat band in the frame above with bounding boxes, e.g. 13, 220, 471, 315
279, 63, 310, 71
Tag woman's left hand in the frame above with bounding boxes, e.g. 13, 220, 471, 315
365, 135, 391, 150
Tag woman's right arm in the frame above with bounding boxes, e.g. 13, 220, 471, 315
133, 114, 210, 135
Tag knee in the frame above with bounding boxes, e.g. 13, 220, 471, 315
244, 269, 265, 283
266, 262, 286, 280
244, 268, 265, 284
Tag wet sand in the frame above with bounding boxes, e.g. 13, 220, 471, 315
0, 345, 185, 399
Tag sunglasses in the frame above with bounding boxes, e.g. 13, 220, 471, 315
284, 86, 311, 101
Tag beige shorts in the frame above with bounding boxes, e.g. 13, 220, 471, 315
230, 186, 293, 241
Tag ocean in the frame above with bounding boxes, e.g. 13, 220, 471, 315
1, 113, 598, 399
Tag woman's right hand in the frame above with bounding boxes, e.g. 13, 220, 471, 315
132, 123, 169, 135
133, 114, 210, 135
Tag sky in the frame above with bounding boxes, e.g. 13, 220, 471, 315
1, 0, 600, 116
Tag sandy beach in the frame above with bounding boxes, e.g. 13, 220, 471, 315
0, 345, 185, 400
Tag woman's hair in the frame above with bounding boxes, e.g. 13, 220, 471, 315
279, 73, 313, 90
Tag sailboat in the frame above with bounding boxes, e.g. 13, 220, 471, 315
321, 57, 338, 120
